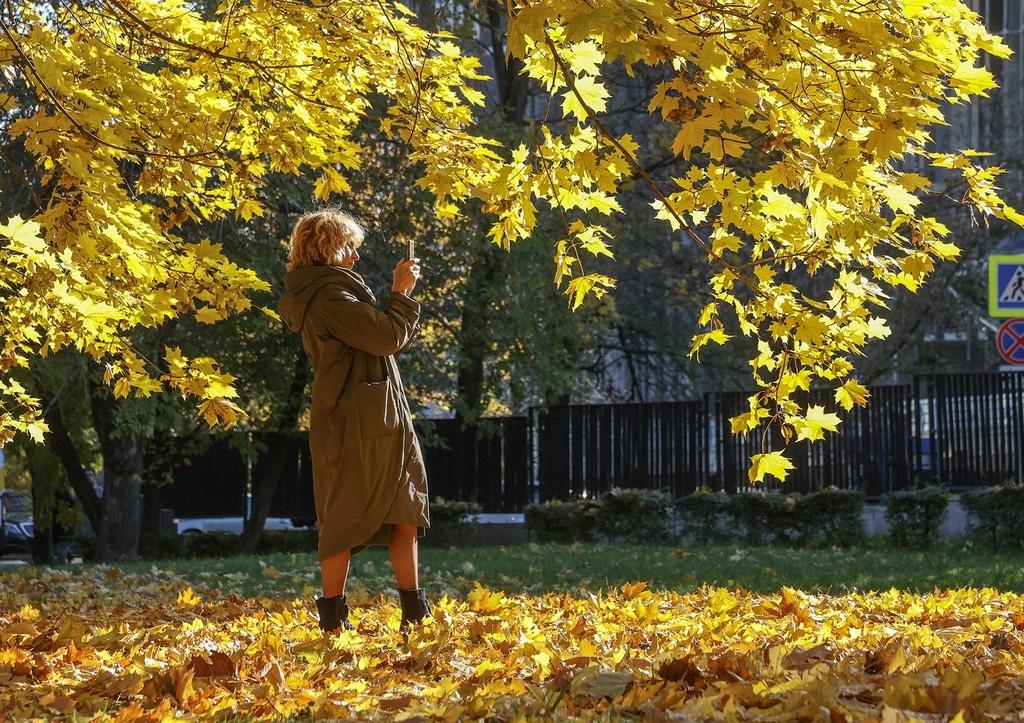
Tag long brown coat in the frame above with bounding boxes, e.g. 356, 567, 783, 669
277, 263, 429, 560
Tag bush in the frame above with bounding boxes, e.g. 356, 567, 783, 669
256, 528, 318, 554
675, 487, 864, 547
961, 485, 1024, 550
798, 488, 865, 547
885, 487, 949, 548
182, 531, 238, 558
676, 487, 732, 544
593, 487, 675, 544
731, 492, 802, 545
420, 497, 481, 547
524, 498, 600, 543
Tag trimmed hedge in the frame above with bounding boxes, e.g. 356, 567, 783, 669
73, 497, 481, 559
885, 486, 949, 548
676, 488, 732, 544
726, 488, 864, 547
528, 486, 865, 547
593, 487, 675, 544
799, 488, 866, 547
419, 497, 481, 547
961, 485, 1024, 550
523, 498, 601, 543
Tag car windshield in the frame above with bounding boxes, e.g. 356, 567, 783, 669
3, 492, 32, 521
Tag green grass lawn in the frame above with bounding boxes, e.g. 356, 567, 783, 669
6, 538, 1024, 602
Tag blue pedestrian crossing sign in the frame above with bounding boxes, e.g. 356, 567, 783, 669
990, 255, 1024, 317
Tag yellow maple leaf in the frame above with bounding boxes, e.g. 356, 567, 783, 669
835, 379, 870, 411
749, 451, 794, 483
792, 404, 841, 442
562, 76, 609, 121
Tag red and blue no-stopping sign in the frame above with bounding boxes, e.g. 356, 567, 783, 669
997, 318, 1024, 365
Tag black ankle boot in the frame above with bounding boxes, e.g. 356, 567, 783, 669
315, 593, 355, 633
397, 587, 432, 636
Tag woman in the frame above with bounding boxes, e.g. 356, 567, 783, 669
277, 208, 432, 638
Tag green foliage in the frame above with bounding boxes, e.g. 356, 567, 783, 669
593, 487, 675, 544
799, 488, 867, 547
885, 487, 949, 549
531, 487, 864, 547
524, 498, 601, 543
181, 532, 241, 558
731, 492, 801, 545
720, 489, 864, 547
676, 487, 733, 544
960, 485, 1024, 551
75, 501, 483, 560
420, 497, 482, 548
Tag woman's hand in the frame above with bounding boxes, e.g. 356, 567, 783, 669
392, 257, 420, 296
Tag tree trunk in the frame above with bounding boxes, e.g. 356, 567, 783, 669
236, 341, 309, 555
97, 434, 144, 561
41, 401, 102, 530
454, 244, 504, 428
23, 440, 59, 565
88, 374, 144, 562
138, 480, 165, 558
485, 0, 529, 123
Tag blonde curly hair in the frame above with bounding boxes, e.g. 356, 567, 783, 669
286, 207, 365, 272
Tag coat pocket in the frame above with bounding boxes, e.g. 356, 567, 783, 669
353, 378, 402, 439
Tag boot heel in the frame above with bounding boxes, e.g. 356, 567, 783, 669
315, 593, 355, 633
397, 587, 433, 636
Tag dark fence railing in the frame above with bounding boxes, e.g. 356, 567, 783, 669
165, 371, 1024, 518
259, 432, 314, 522
530, 401, 705, 500
167, 435, 247, 517
417, 416, 531, 512
917, 372, 1024, 487
707, 385, 915, 496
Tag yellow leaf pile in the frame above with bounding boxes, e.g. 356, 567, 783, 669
3, 567, 1024, 719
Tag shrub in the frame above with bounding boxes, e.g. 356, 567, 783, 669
593, 487, 675, 544
524, 498, 600, 543
183, 531, 238, 558
885, 487, 949, 548
798, 488, 865, 547
71, 532, 95, 561
960, 485, 1024, 550
420, 497, 481, 547
675, 487, 864, 547
676, 487, 732, 544
256, 528, 318, 554
148, 532, 188, 558
731, 492, 802, 545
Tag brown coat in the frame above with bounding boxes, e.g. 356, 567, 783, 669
277, 263, 429, 560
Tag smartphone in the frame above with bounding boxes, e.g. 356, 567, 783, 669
407, 238, 415, 260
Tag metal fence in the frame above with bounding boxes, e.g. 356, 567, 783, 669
917, 372, 1024, 487
706, 384, 915, 496
417, 416, 531, 513
530, 401, 705, 501
166, 435, 247, 517
165, 371, 1024, 517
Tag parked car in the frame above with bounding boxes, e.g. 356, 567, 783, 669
0, 490, 33, 555
174, 516, 301, 535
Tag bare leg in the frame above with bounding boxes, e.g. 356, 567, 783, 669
320, 548, 351, 597
388, 523, 420, 590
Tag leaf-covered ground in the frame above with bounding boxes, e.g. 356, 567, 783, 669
3, 543, 1024, 720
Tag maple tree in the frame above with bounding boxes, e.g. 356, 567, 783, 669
2, 0, 1021, 482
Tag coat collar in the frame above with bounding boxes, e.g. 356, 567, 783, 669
278, 263, 376, 332
319, 264, 376, 304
